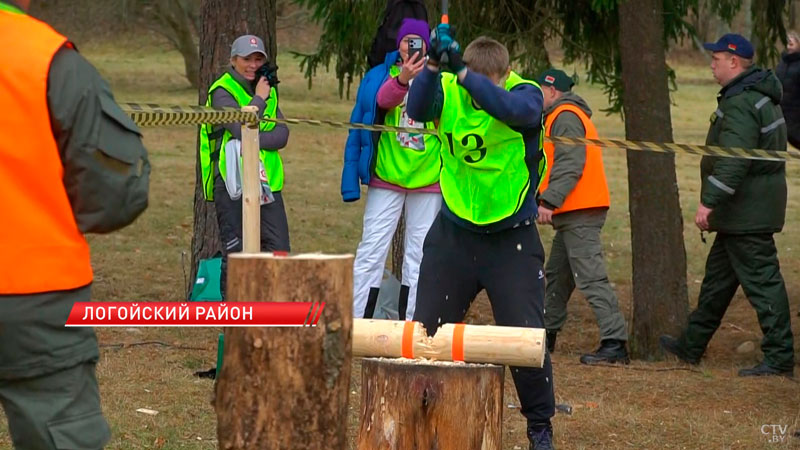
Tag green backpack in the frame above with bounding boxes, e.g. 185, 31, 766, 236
190, 256, 224, 379
190, 256, 222, 301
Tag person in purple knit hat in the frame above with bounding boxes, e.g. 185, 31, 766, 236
343, 18, 443, 321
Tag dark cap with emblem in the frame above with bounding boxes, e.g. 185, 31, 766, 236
536, 68, 574, 92
702, 33, 754, 59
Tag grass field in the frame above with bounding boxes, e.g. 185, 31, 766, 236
1, 35, 799, 449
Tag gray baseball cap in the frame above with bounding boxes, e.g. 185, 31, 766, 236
231, 35, 267, 58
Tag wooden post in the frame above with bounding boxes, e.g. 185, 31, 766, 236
215, 253, 354, 450
356, 358, 504, 450
240, 105, 260, 253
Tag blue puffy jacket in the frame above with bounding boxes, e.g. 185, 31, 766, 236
341, 51, 399, 202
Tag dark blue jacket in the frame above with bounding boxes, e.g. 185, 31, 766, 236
341, 51, 399, 202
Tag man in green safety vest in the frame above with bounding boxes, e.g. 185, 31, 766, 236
198, 35, 290, 297
407, 29, 556, 450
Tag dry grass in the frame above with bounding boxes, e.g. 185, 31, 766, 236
0, 36, 798, 449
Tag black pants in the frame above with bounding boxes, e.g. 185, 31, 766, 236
413, 213, 555, 425
214, 174, 291, 297
681, 233, 794, 370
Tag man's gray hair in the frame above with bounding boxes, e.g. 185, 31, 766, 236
737, 56, 754, 68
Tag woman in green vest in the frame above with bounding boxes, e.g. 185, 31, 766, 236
346, 19, 443, 321
199, 35, 290, 297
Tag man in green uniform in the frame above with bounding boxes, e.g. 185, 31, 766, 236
0, 0, 150, 448
660, 34, 794, 378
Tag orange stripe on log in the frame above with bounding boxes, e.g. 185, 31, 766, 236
402, 321, 415, 358
452, 323, 466, 361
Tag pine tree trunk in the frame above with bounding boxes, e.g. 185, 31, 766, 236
189, 0, 278, 298
356, 358, 504, 450
215, 254, 353, 449
618, 0, 689, 359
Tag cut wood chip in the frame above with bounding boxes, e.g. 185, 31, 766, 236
136, 408, 159, 416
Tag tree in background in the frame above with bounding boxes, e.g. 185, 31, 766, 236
189, 0, 278, 297
293, 0, 553, 97
135, 0, 201, 89
294, 0, 788, 358
616, 0, 689, 357
30, 0, 305, 90
552, 0, 786, 357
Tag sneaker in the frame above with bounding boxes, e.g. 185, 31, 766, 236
738, 361, 794, 378
579, 339, 630, 365
546, 330, 557, 354
659, 335, 700, 365
528, 423, 555, 450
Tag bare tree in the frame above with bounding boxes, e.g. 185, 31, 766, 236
135, 0, 201, 88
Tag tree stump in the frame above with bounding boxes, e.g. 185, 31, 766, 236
357, 358, 504, 450
215, 253, 353, 450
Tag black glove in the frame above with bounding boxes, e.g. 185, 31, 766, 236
445, 40, 465, 73
429, 23, 455, 66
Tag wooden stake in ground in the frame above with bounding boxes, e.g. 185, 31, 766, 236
356, 358, 504, 450
215, 253, 354, 450
239, 105, 260, 253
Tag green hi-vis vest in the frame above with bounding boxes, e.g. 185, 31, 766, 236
0, 2, 24, 13
374, 65, 442, 188
199, 72, 281, 201
438, 71, 546, 225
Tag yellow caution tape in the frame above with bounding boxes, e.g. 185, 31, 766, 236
121, 103, 430, 134
123, 103, 258, 127
119, 103, 800, 162
547, 136, 799, 162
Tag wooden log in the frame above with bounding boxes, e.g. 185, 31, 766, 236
430, 323, 546, 367
352, 319, 546, 367
240, 105, 260, 253
352, 318, 428, 358
356, 358, 504, 450
215, 253, 353, 450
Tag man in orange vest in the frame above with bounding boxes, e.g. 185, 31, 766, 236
0, 0, 150, 447
535, 68, 629, 365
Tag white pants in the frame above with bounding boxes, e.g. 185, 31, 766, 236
352, 187, 442, 320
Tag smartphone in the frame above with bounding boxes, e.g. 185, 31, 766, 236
408, 37, 424, 61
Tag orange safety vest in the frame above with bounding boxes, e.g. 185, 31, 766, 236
539, 103, 610, 215
0, 6, 93, 294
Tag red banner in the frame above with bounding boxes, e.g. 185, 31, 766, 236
65, 302, 325, 327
